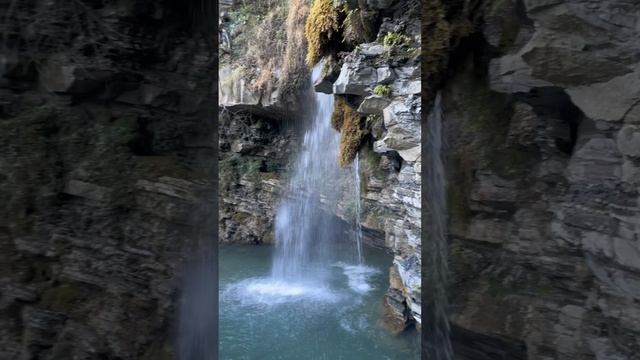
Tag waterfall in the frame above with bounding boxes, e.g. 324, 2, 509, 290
424, 93, 453, 359
353, 153, 363, 265
270, 65, 343, 282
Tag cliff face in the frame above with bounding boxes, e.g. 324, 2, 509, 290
0, 0, 216, 358
444, 0, 640, 358
219, 0, 422, 332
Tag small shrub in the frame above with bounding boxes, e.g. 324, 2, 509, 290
373, 84, 391, 97
305, 0, 340, 66
382, 32, 411, 47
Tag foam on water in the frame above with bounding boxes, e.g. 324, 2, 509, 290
334, 262, 379, 294
222, 277, 340, 306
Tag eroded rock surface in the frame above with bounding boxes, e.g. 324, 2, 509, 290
445, 0, 640, 358
0, 0, 216, 358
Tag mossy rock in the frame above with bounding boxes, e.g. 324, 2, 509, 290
41, 283, 79, 313
142, 339, 173, 360
332, 97, 366, 168
305, 0, 341, 66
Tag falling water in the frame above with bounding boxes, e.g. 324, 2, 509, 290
353, 153, 363, 265
270, 65, 343, 282
424, 93, 453, 359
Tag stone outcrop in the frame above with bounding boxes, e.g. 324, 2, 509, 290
442, 0, 640, 358
0, 0, 216, 358
218, 110, 297, 244
329, 1, 422, 332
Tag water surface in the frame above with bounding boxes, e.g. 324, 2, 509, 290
219, 245, 421, 360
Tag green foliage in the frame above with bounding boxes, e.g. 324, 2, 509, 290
382, 32, 411, 47
373, 84, 392, 97
41, 284, 79, 312
219, 155, 265, 190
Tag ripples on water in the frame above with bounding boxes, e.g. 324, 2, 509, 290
219, 246, 421, 360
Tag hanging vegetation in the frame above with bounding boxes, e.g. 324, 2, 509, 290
304, 0, 340, 66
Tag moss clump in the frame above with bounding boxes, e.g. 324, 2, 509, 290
382, 32, 411, 47
331, 95, 366, 167
220, 155, 265, 191
422, 0, 479, 105
331, 95, 348, 131
373, 84, 392, 97
305, 0, 340, 66
342, 8, 376, 46
447, 155, 472, 226
41, 284, 79, 312
337, 102, 366, 168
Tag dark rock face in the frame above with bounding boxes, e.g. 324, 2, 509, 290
0, 0, 216, 358
445, 1, 640, 359
218, 110, 298, 244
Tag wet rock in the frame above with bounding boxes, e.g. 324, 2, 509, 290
333, 57, 378, 96
314, 56, 341, 94
357, 95, 391, 115
64, 180, 113, 203
617, 125, 640, 157
375, 96, 421, 162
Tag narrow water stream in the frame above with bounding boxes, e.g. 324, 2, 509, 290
424, 93, 453, 359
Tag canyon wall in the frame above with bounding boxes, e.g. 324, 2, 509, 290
444, 0, 640, 359
0, 0, 216, 358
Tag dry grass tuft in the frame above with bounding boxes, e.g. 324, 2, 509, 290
279, 0, 311, 99
304, 0, 340, 66
246, 4, 287, 93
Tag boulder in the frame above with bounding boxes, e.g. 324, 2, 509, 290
357, 95, 391, 114
333, 58, 378, 96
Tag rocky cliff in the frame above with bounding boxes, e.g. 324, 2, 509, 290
218, 0, 422, 333
0, 0, 216, 358
437, 0, 640, 359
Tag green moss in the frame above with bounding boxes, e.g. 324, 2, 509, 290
382, 32, 411, 47
41, 284, 79, 312
332, 98, 366, 168
373, 84, 392, 97
331, 95, 348, 130
142, 339, 173, 360
305, 0, 340, 66
447, 155, 472, 226
486, 277, 505, 298
220, 155, 265, 190
488, 0, 522, 51
232, 211, 250, 223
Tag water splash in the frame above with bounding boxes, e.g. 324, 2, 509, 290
424, 93, 453, 359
